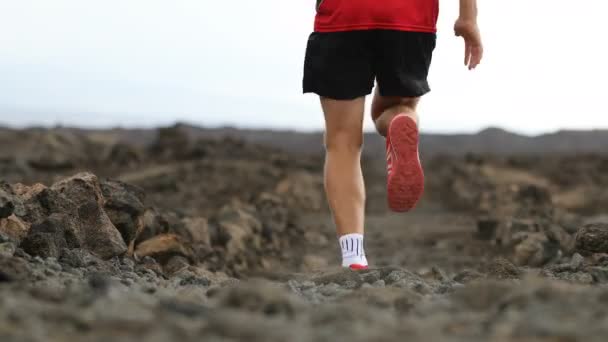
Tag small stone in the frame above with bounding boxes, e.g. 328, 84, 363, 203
570, 253, 584, 270
372, 280, 386, 288
487, 258, 522, 280
165, 255, 191, 275
88, 272, 112, 293
0, 242, 16, 257
319, 283, 341, 297
0, 215, 30, 243
589, 267, 608, 283
576, 223, 608, 254
300, 281, 315, 290
135, 234, 193, 264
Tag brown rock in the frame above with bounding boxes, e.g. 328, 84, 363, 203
180, 217, 210, 246
0, 215, 30, 243
576, 222, 608, 254
11, 183, 47, 200
75, 198, 128, 259
276, 171, 324, 211
216, 204, 262, 257
135, 234, 193, 264
513, 232, 560, 267
50, 173, 106, 206
256, 192, 289, 234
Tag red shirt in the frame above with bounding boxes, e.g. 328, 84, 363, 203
314, 0, 439, 33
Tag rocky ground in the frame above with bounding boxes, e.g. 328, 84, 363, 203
1, 126, 608, 341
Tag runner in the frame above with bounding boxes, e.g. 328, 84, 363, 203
303, 0, 483, 269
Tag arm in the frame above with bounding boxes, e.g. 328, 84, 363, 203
454, 0, 483, 70
459, 0, 478, 21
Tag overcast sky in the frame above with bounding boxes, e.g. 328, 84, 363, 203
1, 1, 606, 134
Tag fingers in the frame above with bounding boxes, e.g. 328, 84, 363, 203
464, 41, 471, 67
469, 45, 483, 70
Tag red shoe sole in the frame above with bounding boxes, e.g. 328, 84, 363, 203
349, 264, 369, 270
387, 115, 424, 212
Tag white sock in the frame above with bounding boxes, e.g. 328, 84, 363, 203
339, 233, 368, 268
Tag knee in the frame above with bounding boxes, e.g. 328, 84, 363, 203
324, 130, 363, 153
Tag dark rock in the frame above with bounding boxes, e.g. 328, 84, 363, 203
177, 271, 211, 287
486, 258, 522, 280
476, 218, 499, 240
589, 267, 608, 283
0, 255, 29, 282
15, 173, 127, 259
165, 255, 191, 275
576, 222, 608, 254
312, 269, 365, 289
160, 299, 209, 317
133, 209, 170, 246
517, 184, 553, 206
59, 248, 101, 268
20, 214, 73, 258
100, 179, 146, 245
88, 272, 112, 294
138, 256, 164, 276
0, 188, 15, 218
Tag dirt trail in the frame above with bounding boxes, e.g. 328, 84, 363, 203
2, 127, 608, 341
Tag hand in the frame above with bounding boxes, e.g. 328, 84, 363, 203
454, 18, 483, 70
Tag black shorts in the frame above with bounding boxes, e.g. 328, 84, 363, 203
303, 30, 436, 100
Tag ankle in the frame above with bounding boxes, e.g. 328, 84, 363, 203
339, 233, 368, 268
